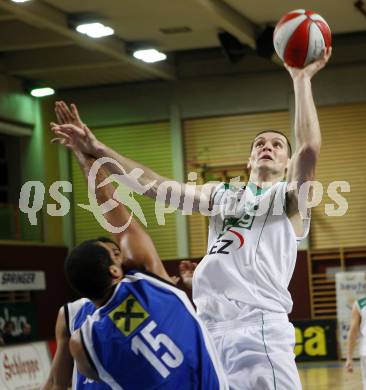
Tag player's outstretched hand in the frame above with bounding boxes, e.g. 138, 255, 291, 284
179, 261, 198, 289
50, 129, 76, 151
55, 101, 84, 129
51, 101, 101, 156
345, 358, 353, 373
285, 46, 332, 81
50, 122, 100, 157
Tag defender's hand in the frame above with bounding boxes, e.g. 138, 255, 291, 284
179, 261, 198, 289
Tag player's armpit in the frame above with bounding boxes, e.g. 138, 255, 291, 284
69, 330, 100, 382
41, 307, 73, 390
287, 144, 318, 188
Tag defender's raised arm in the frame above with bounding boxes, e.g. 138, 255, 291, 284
51, 102, 215, 214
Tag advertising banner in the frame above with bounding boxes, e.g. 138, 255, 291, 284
336, 271, 366, 359
294, 319, 337, 361
0, 342, 51, 389
0, 271, 46, 291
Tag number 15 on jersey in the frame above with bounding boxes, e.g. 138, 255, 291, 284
131, 320, 184, 378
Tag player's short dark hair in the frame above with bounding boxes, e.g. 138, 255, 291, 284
96, 236, 120, 250
64, 239, 114, 300
250, 130, 292, 157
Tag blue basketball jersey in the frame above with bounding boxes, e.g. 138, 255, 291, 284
65, 298, 111, 390
80, 271, 228, 389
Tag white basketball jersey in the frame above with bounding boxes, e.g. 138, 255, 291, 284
192, 181, 310, 323
65, 298, 91, 334
356, 297, 366, 356
64, 298, 104, 389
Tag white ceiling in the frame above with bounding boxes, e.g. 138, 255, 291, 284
0, 0, 364, 89
45, 0, 221, 50
227, 0, 366, 33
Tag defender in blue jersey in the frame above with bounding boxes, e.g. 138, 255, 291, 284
67, 240, 227, 390
44, 101, 227, 390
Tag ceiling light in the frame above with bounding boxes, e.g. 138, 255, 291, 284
11, 0, 31, 3
133, 49, 167, 63
30, 87, 55, 98
76, 22, 114, 38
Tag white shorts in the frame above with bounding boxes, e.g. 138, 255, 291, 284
206, 311, 301, 390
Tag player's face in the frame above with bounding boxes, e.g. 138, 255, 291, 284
248, 132, 289, 174
98, 241, 124, 280
104, 242, 123, 265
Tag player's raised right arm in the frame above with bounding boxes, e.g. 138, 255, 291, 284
94, 141, 217, 214
50, 102, 214, 213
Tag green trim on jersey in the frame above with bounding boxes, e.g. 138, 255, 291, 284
223, 183, 238, 191
247, 182, 271, 196
223, 182, 281, 196
247, 182, 260, 196
247, 180, 286, 197
357, 296, 366, 310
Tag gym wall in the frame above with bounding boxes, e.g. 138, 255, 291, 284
310, 103, 366, 249
71, 121, 178, 260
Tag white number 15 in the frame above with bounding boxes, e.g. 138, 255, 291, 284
131, 320, 184, 378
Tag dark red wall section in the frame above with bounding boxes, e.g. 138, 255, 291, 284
0, 244, 72, 340
288, 250, 311, 320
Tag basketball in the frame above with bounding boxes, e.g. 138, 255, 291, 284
273, 9, 332, 68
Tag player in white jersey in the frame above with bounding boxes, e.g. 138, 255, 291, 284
50, 47, 332, 389
181, 178, 308, 389
346, 296, 366, 389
